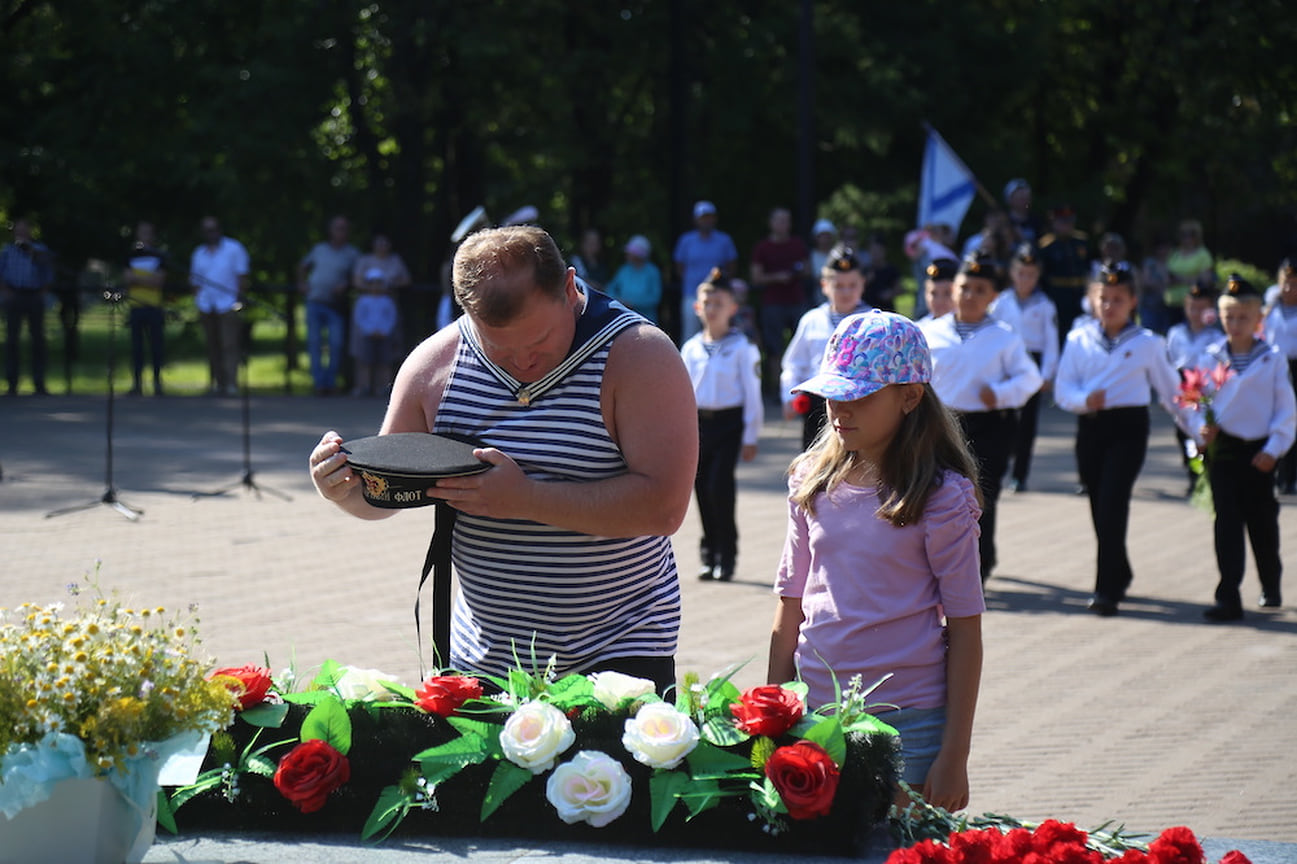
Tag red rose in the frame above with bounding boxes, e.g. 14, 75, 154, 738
273, 739, 351, 814
730, 685, 804, 738
763, 739, 839, 820
208, 664, 273, 710
414, 675, 483, 717
1147, 827, 1204, 864
1217, 853, 1252, 864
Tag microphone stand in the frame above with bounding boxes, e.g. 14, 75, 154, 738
46, 289, 143, 521
189, 274, 291, 501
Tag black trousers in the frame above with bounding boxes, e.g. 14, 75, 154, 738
695, 407, 745, 568
1207, 433, 1282, 610
1275, 358, 1297, 491
1076, 406, 1149, 603
958, 409, 1018, 577
1009, 352, 1044, 485
129, 305, 165, 387
4, 289, 46, 391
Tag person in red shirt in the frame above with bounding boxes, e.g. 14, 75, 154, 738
751, 207, 809, 396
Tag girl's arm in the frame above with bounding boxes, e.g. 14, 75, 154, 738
922, 613, 982, 811
767, 596, 805, 685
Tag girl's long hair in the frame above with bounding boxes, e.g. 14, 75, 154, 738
789, 384, 981, 526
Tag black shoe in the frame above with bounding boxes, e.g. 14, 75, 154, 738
1087, 597, 1119, 617
1202, 605, 1244, 622
1010, 478, 1027, 494
1259, 594, 1282, 609
715, 564, 734, 582
697, 565, 715, 582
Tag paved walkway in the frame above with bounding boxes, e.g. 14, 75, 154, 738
2, 393, 1295, 857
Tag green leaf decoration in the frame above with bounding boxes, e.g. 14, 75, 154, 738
678, 777, 729, 818
480, 759, 533, 821
312, 659, 344, 691
545, 673, 595, 710
238, 702, 289, 729
649, 770, 691, 831
167, 773, 222, 811
414, 733, 490, 784
685, 740, 758, 779
700, 713, 748, 747
379, 681, 415, 701
748, 735, 775, 770
279, 690, 334, 706
155, 789, 178, 835
802, 716, 847, 766
752, 776, 786, 813
843, 712, 899, 738
243, 753, 278, 778
703, 677, 742, 713
300, 698, 353, 755
361, 785, 412, 843
447, 716, 505, 759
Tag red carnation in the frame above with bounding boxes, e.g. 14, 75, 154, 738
273, 739, 351, 814
730, 685, 804, 738
994, 827, 1036, 860
1147, 826, 1204, 864
414, 674, 483, 717
948, 827, 999, 864
208, 664, 273, 710
764, 739, 840, 820
792, 393, 813, 415
1218, 852, 1252, 864
1110, 852, 1150, 864
883, 839, 953, 864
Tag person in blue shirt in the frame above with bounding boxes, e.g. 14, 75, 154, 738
673, 201, 737, 343
1, 218, 55, 396
604, 235, 663, 323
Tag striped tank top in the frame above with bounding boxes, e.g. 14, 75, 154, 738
432, 290, 681, 678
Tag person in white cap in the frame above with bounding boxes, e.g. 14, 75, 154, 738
673, 200, 737, 342
605, 234, 663, 323
809, 218, 837, 278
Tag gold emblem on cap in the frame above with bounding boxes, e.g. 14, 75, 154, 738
1105, 269, 1120, 284
361, 471, 389, 499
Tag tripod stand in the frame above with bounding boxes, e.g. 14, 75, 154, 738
46, 290, 143, 521
191, 355, 291, 501
190, 277, 291, 501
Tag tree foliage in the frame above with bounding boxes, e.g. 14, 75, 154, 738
2, 0, 1295, 289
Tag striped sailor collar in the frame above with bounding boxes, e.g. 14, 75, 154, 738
1207, 338, 1270, 368
1093, 319, 1141, 353
458, 282, 641, 407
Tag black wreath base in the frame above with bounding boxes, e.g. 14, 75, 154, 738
165, 703, 901, 858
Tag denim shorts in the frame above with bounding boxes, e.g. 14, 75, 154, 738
876, 706, 947, 786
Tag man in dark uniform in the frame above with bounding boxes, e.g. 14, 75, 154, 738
1038, 204, 1089, 346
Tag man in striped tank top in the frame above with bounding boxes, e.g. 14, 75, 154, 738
309, 226, 698, 692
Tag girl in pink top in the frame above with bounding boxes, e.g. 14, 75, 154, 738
767, 310, 985, 812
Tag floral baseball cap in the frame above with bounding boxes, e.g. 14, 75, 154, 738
793, 310, 931, 401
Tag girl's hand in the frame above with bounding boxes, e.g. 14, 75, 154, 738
921, 748, 970, 812
1202, 424, 1219, 446
741, 444, 758, 462
1084, 389, 1106, 412
978, 385, 997, 409
1253, 451, 1277, 472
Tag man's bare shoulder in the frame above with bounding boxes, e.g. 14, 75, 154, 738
607, 322, 686, 372
382, 323, 461, 433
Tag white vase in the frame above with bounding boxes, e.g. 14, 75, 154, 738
0, 776, 156, 864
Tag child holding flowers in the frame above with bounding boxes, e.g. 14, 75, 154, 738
767, 310, 985, 812
1189, 276, 1296, 620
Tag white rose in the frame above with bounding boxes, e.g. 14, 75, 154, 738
589, 671, 657, 710
545, 750, 633, 827
332, 666, 401, 702
499, 701, 575, 774
621, 701, 700, 770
